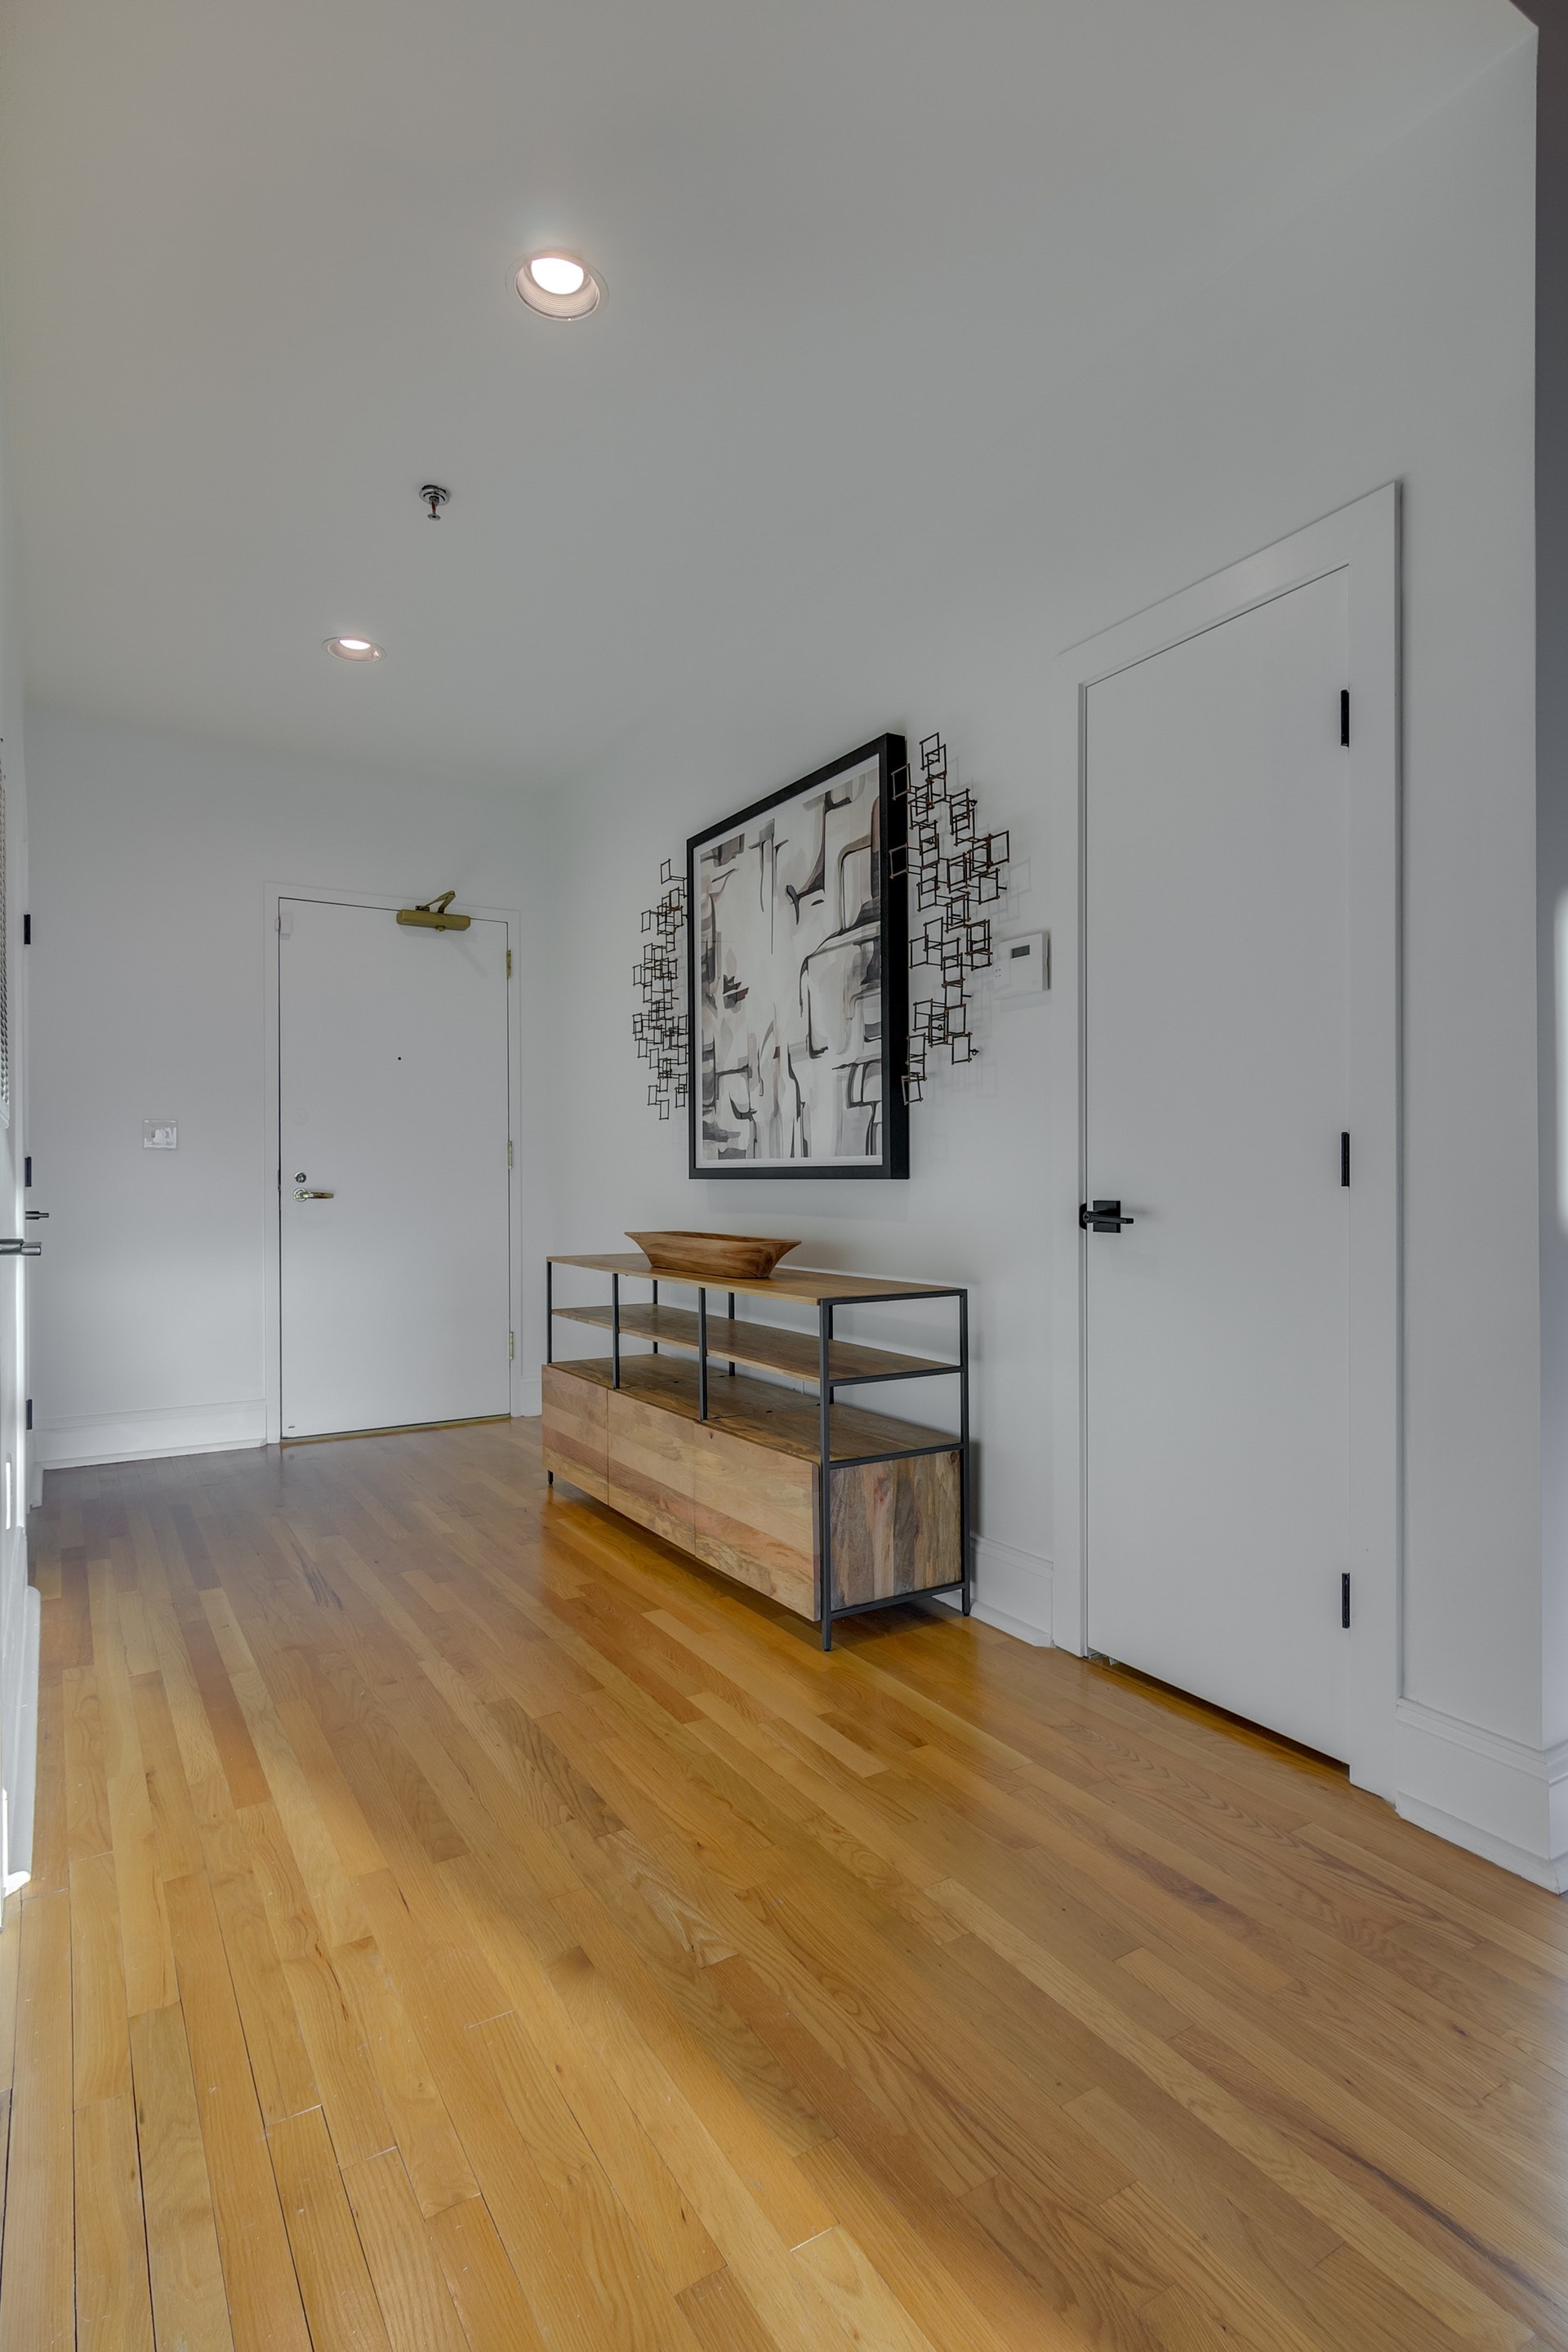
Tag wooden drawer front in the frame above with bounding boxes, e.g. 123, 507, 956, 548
608, 1388, 695, 1551
831, 1450, 960, 1609
693, 1421, 817, 1619
542, 1365, 608, 1502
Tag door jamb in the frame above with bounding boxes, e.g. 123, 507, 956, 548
1047, 483, 1401, 1799
261, 882, 523, 1447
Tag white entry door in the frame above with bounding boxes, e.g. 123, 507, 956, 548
1085, 570, 1351, 1760
279, 897, 512, 1438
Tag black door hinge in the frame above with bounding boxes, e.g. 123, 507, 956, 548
1341, 1572, 1351, 1629
24, 1156, 31, 1189
1340, 1131, 1351, 1187
22, 913, 30, 946
1340, 690, 1350, 747
25, 1398, 33, 1432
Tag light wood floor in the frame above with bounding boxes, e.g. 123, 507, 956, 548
1, 1424, 1566, 2352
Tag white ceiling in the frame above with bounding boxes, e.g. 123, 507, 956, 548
0, 0, 1529, 788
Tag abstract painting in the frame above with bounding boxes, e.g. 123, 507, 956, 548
688, 736, 908, 1179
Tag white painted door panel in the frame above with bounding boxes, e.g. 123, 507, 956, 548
1085, 572, 1350, 1760
279, 898, 510, 1437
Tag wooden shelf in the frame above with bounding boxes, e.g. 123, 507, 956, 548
548, 1251, 958, 1307
543, 1246, 969, 1642
550, 1302, 953, 1388
546, 1354, 955, 1464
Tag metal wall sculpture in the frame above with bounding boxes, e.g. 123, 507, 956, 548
897, 733, 1010, 1102
633, 730, 1006, 1131
631, 860, 688, 1120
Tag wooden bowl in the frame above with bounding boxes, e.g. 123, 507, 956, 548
627, 1231, 802, 1282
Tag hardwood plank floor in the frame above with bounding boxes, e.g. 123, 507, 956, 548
2, 1419, 1566, 2351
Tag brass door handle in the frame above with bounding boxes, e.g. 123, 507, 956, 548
293, 1190, 335, 1200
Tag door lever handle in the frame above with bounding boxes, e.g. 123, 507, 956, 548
0, 1241, 42, 1255
293, 1190, 336, 1200
1080, 1199, 1135, 1233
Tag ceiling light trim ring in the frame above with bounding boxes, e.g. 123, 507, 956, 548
516, 249, 603, 321
324, 636, 384, 662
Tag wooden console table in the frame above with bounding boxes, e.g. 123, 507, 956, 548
542, 1253, 970, 1648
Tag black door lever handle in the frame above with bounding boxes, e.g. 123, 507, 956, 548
1080, 1199, 1135, 1233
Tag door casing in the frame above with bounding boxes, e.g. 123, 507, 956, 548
262, 882, 525, 1446
1048, 484, 1401, 1799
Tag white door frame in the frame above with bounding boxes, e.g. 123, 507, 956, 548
262, 881, 524, 1446
1048, 484, 1401, 1798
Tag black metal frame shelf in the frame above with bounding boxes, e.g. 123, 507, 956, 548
546, 1255, 971, 1649
548, 1299, 956, 1389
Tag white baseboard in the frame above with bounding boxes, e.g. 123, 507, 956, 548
37, 1397, 268, 1471
932, 1532, 1052, 1646
0, 1552, 38, 1893
1394, 1793, 1568, 1895
2, 1584, 39, 1891
1396, 1696, 1568, 1893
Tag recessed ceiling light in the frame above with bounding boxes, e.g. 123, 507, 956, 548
531, 255, 585, 296
324, 636, 383, 662
516, 249, 602, 321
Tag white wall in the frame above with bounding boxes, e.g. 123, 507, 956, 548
25, 715, 550, 1468
539, 44, 1559, 1873
1512, 0, 1568, 1882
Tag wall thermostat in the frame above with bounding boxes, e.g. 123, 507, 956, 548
142, 1120, 178, 1150
998, 931, 1049, 1000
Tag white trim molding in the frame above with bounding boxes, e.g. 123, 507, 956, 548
0, 1580, 38, 1891
1049, 485, 1402, 1804
932, 1534, 1052, 1646
1396, 1698, 1568, 1893
0, 1572, 38, 1892
35, 1396, 266, 1471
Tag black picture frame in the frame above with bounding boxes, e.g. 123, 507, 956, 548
688, 734, 908, 1180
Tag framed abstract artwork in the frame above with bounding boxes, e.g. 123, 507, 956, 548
688, 734, 909, 1179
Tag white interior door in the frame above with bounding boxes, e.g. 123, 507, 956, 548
1085, 570, 1351, 1760
279, 897, 511, 1438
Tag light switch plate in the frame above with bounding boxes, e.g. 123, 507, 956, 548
998, 930, 1049, 1000
142, 1120, 177, 1150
